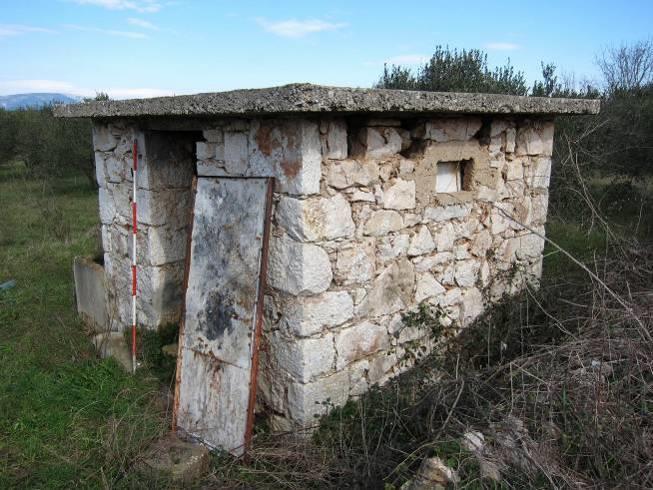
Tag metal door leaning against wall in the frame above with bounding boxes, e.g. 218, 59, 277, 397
173, 176, 273, 456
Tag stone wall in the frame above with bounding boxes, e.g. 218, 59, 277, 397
191, 115, 553, 430
93, 123, 196, 330
92, 114, 553, 430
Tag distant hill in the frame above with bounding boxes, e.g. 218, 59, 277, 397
0, 93, 82, 110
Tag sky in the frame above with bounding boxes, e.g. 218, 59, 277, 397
1, 0, 652, 99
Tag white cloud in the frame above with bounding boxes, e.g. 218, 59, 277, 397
71, 0, 162, 13
127, 17, 158, 30
65, 24, 148, 39
105, 87, 174, 98
0, 80, 79, 94
257, 18, 346, 38
0, 79, 176, 99
385, 54, 428, 65
484, 42, 520, 51
0, 24, 55, 37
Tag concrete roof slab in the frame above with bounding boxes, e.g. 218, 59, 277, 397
54, 83, 600, 119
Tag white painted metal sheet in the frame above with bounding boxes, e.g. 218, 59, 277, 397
175, 177, 270, 456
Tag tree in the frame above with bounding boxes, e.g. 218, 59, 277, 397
376, 45, 528, 95
597, 39, 653, 94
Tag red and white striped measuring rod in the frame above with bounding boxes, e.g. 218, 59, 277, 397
131, 139, 138, 374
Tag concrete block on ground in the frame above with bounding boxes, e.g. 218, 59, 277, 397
73, 256, 108, 332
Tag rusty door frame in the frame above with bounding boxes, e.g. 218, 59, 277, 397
172, 176, 274, 457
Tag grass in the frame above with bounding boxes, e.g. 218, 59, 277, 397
1, 159, 650, 488
0, 162, 167, 488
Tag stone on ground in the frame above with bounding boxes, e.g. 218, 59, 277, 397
139, 433, 210, 484
407, 456, 460, 489
92, 332, 132, 371
162, 343, 179, 358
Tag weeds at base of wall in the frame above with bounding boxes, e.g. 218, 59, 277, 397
129, 323, 179, 384
200, 244, 652, 489
396, 303, 447, 368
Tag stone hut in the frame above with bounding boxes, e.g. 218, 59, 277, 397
56, 84, 599, 454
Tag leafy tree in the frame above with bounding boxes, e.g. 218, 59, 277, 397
376, 45, 528, 95
0, 109, 18, 164
0, 106, 94, 185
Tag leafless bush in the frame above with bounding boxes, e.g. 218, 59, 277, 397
211, 241, 652, 489
597, 39, 653, 94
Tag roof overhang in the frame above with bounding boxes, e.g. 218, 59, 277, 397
53, 83, 601, 119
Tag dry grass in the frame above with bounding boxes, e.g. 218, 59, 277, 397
203, 240, 652, 489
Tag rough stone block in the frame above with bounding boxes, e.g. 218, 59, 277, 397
94, 152, 107, 187
223, 131, 249, 174
470, 229, 492, 257
490, 119, 511, 137
268, 234, 332, 294
378, 233, 410, 261
139, 434, 210, 484
335, 321, 389, 369
348, 359, 369, 396
322, 119, 348, 159
249, 119, 322, 195
196, 159, 227, 177
425, 117, 482, 142
462, 287, 484, 325
357, 259, 415, 318
368, 351, 397, 386
276, 193, 355, 242
196, 141, 215, 161
527, 157, 552, 189
271, 331, 334, 382
287, 370, 350, 423
202, 128, 223, 143
530, 192, 549, 224
335, 238, 376, 285
98, 187, 116, 225
415, 272, 445, 303
423, 204, 471, 222
141, 224, 189, 266
106, 183, 132, 225
432, 222, 455, 252
441, 287, 462, 307
518, 233, 545, 259
516, 121, 554, 156
505, 160, 524, 181
364, 210, 403, 236
138, 189, 191, 227
413, 251, 453, 272
137, 263, 185, 328
399, 158, 415, 175
505, 127, 516, 153
348, 189, 375, 202
408, 226, 436, 256
280, 291, 354, 337
354, 127, 402, 159
92, 124, 119, 152
454, 260, 480, 287
382, 178, 416, 210
105, 155, 130, 184
326, 159, 379, 189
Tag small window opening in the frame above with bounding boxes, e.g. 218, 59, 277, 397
436, 159, 472, 193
